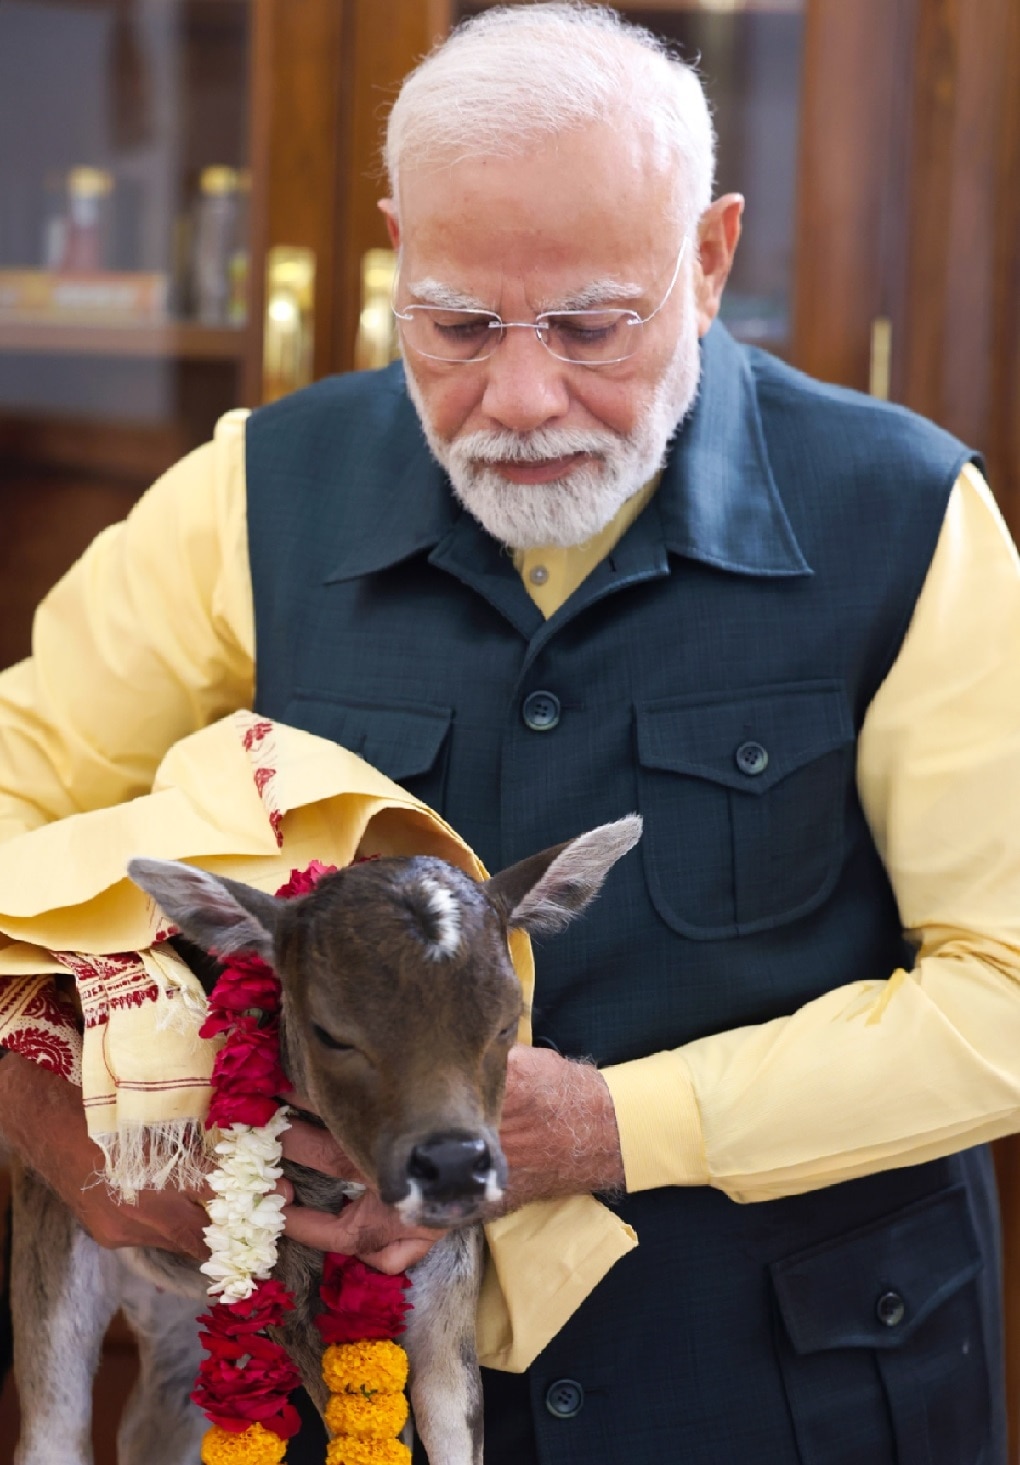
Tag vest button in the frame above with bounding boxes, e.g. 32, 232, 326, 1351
876, 1290, 906, 1327
522, 690, 561, 732
735, 739, 768, 776
545, 1378, 584, 1418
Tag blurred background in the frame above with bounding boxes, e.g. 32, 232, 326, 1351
0, 0, 1017, 1458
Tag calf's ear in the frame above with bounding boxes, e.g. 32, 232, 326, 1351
484, 814, 642, 937
127, 858, 282, 965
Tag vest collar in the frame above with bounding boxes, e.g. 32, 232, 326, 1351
657, 323, 811, 578
324, 324, 811, 588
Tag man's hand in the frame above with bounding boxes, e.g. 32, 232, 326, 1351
280, 1098, 446, 1273
283, 1185, 445, 1274
0, 1053, 209, 1257
498, 1044, 626, 1209
276, 1050, 626, 1263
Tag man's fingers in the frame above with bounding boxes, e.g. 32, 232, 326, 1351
281, 1202, 351, 1252
359, 1237, 437, 1274
282, 1197, 445, 1272
280, 1117, 363, 1180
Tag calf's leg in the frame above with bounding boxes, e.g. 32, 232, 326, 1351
403, 1228, 485, 1465
116, 1257, 207, 1465
10, 1164, 120, 1465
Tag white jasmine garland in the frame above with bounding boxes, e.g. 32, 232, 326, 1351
200, 1106, 292, 1303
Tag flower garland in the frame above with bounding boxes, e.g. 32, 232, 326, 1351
193, 861, 413, 1465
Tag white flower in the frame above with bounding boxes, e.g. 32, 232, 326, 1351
200, 1105, 291, 1300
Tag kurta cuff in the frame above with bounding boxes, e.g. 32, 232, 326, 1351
602, 1048, 709, 1191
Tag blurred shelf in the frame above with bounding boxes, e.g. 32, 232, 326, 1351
0, 320, 247, 361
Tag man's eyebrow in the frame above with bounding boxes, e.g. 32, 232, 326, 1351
553, 278, 646, 311
405, 275, 648, 313
405, 278, 490, 311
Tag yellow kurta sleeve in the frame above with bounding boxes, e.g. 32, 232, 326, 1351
603, 463, 1020, 1202
0, 411, 255, 844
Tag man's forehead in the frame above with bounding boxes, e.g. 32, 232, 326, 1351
396, 121, 678, 237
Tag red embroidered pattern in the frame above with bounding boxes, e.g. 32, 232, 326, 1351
0, 975, 82, 1082
242, 720, 274, 752
239, 712, 285, 847
53, 950, 160, 1028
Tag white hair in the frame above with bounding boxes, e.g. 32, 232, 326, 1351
384, 3, 716, 234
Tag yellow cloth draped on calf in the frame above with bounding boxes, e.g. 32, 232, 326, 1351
0, 710, 636, 1371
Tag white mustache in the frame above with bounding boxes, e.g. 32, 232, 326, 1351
452, 428, 617, 466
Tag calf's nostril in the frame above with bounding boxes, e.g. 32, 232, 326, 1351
407, 1137, 491, 1198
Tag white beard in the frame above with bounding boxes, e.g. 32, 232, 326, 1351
403, 309, 702, 551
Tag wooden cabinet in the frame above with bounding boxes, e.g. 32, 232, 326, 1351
0, 0, 350, 668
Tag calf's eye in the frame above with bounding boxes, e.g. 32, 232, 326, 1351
312, 1023, 355, 1053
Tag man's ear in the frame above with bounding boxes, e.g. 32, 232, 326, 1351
378, 198, 400, 252
694, 192, 744, 337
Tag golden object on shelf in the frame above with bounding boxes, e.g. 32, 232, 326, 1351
869, 316, 892, 401
262, 245, 315, 403
198, 166, 240, 198
355, 248, 399, 371
66, 166, 114, 200
0, 269, 168, 324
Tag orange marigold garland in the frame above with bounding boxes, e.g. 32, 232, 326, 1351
194, 861, 412, 1465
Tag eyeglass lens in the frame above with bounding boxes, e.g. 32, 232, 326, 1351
399, 308, 642, 364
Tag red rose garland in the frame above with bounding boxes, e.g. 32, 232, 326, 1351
194, 861, 413, 1465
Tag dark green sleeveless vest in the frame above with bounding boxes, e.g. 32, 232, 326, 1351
246, 325, 1004, 1463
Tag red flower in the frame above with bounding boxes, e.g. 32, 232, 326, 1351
316, 1254, 412, 1344
211, 1022, 288, 1095
193, 1331, 302, 1437
207, 1088, 283, 1130
274, 861, 338, 901
200, 959, 282, 1040
199, 1279, 294, 1339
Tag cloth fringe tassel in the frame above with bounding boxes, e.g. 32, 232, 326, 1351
93, 1119, 213, 1201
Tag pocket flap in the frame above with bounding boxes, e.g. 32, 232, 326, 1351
771, 1186, 982, 1354
636, 681, 853, 795
286, 694, 452, 782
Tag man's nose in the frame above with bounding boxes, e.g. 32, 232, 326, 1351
479, 324, 571, 432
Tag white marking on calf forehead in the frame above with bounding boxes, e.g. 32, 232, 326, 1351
418, 876, 462, 961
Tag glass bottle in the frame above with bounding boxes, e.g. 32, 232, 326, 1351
59, 167, 114, 273
191, 165, 239, 324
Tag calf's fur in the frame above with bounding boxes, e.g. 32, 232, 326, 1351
10, 815, 641, 1465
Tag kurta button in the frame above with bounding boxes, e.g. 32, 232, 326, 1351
545, 1379, 584, 1418
735, 739, 768, 776
522, 691, 561, 731
876, 1290, 906, 1327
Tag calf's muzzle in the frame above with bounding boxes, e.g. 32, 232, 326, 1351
408, 1135, 493, 1202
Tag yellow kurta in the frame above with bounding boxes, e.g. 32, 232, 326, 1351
1, 409, 1020, 1364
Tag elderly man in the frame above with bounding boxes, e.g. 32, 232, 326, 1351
1, 4, 1019, 1462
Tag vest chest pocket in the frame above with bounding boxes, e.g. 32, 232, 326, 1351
634, 681, 854, 939
770, 1186, 990, 1465
285, 693, 452, 810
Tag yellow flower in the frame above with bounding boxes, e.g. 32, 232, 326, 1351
325, 1439, 412, 1465
322, 1340, 409, 1396
201, 1422, 288, 1464
326, 1389, 408, 1439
